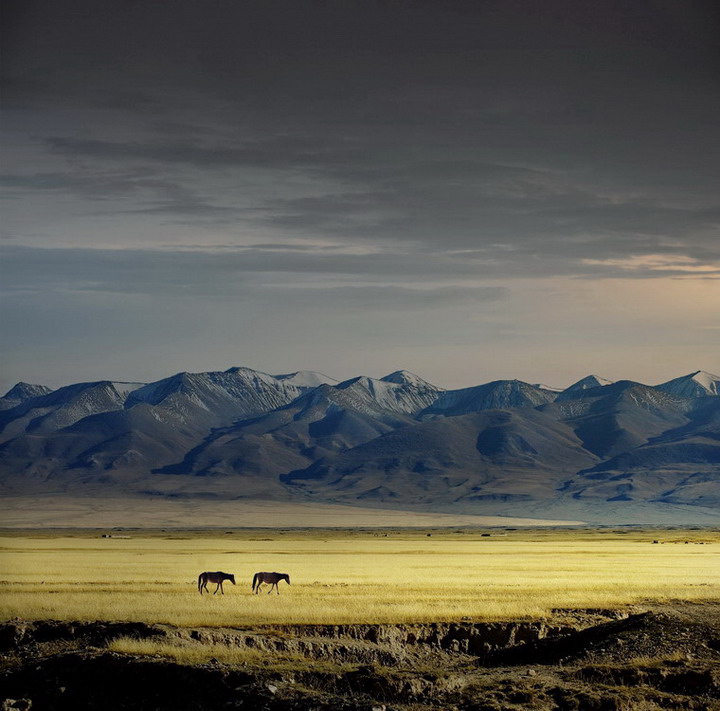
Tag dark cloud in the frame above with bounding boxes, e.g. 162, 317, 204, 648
2, 246, 717, 307
1, 0, 718, 388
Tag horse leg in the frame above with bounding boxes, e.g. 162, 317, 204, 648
220, 581, 224, 595
214, 582, 220, 595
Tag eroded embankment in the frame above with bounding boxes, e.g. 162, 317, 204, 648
0, 617, 584, 669
2, 607, 720, 711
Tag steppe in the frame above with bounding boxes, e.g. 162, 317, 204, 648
2, 527, 719, 710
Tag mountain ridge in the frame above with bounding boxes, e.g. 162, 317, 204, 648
1, 366, 718, 524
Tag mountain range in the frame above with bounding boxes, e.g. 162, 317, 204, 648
1, 367, 719, 524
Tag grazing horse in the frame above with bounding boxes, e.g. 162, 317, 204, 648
198, 571, 236, 595
252, 572, 290, 595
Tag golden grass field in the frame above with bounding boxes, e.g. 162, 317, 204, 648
1, 528, 719, 626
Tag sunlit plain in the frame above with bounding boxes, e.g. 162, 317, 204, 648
1, 529, 718, 626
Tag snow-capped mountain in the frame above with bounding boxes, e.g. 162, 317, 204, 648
126, 367, 302, 422
657, 371, 720, 399
0, 381, 146, 443
332, 374, 442, 417
273, 370, 339, 390
380, 370, 441, 388
533, 383, 564, 394
155, 379, 413, 488
0, 382, 53, 411
1, 365, 718, 523
555, 375, 614, 401
1, 382, 53, 402
424, 380, 554, 416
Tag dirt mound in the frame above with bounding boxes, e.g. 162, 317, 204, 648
0, 619, 164, 654
3, 605, 719, 710
479, 611, 720, 667
1, 618, 577, 667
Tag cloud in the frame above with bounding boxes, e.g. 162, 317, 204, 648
267, 284, 509, 311
582, 254, 720, 277
7, 137, 718, 274
2, 241, 719, 313
1, 0, 719, 390
0, 245, 513, 300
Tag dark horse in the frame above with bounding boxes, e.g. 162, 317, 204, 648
252, 572, 290, 595
198, 571, 236, 595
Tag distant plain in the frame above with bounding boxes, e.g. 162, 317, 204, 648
2, 528, 718, 627
0, 494, 582, 528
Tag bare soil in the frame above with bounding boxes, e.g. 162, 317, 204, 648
2, 602, 719, 710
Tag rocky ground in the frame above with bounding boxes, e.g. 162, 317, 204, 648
2, 603, 719, 710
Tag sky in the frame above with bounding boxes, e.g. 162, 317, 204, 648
1, 0, 719, 393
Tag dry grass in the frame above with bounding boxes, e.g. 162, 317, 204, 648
107, 636, 347, 671
1, 529, 718, 625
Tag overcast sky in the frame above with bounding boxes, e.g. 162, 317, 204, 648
1, 0, 718, 392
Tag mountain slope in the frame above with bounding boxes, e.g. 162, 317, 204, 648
151, 381, 423, 492
542, 381, 696, 459
0, 402, 207, 489
283, 408, 599, 506
555, 375, 614, 402
0, 383, 53, 411
423, 380, 553, 416
657, 371, 720, 398
127, 368, 303, 422
0, 365, 718, 523
273, 370, 339, 390
0, 381, 145, 444
331, 374, 442, 417
0, 368, 307, 489
563, 398, 720, 508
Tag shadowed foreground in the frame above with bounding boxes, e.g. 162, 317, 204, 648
2, 603, 720, 710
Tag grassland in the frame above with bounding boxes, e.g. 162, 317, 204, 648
1, 528, 718, 626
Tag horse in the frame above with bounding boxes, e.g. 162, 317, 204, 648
198, 571, 236, 595
252, 571, 290, 595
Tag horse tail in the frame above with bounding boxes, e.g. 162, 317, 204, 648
252, 573, 259, 591
198, 573, 204, 593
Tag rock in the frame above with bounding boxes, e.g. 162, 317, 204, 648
527, 668, 537, 677
0, 622, 28, 652
2, 700, 32, 711
266, 684, 278, 695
